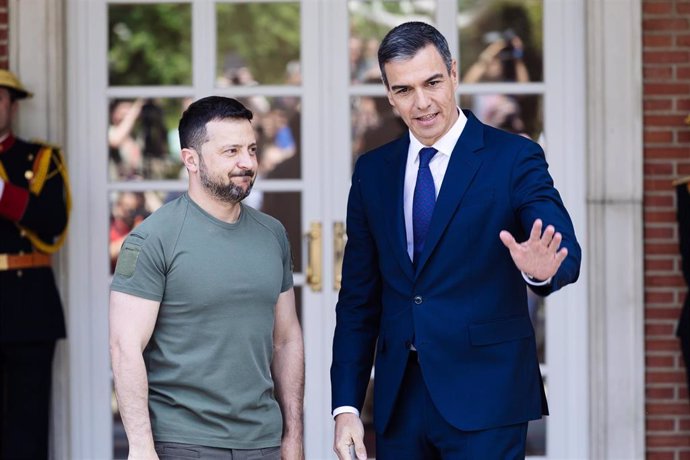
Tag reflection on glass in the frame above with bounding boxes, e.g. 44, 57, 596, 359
108, 97, 191, 182
216, 2, 300, 86
109, 191, 171, 274
235, 97, 302, 180
458, 0, 543, 83
461, 93, 543, 141
348, 1, 436, 84
254, 192, 302, 273
362, 377, 376, 456
108, 3, 192, 86
528, 288, 546, 364
351, 96, 407, 165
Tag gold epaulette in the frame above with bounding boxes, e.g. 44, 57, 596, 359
0, 142, 72, 254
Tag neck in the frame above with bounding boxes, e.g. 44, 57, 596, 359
187, 182, 242, 223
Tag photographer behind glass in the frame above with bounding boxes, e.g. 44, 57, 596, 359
463, 29, 530, 84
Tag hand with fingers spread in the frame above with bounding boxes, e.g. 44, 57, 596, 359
499, 219, 568, 282
334, 413, 367, 460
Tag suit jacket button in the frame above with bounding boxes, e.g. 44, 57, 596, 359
414, 296, 422, 305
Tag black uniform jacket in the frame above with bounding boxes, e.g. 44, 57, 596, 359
0, 134, 67, 342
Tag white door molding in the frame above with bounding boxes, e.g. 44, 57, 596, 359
543, 1, 589, 457
585, 0, 645, 458
65, 0, 113, 458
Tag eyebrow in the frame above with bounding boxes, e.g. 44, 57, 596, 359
220, 143, 257, 150
390, 73, 444, 91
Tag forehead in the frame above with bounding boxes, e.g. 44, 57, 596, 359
204, 118, 256, 145
384, 44, 448, 85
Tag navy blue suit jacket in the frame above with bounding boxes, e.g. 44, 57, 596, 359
331, 111, 581, 434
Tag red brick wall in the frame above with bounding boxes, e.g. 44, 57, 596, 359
644, 0, 690, 458
0, 0, 7, 69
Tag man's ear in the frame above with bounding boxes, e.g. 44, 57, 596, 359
450, 58, 459, 86
181, 148, 199, 172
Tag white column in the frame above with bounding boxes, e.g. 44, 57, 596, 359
585, 0, 645, 458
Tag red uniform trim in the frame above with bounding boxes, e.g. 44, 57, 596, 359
0, 133, 16, 154
0, 181, 29, 221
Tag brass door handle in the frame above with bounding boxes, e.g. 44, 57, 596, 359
306, 221, 322, 292
333, 221, 347, 291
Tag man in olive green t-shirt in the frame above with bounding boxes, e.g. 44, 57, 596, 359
109, 97, 304, 460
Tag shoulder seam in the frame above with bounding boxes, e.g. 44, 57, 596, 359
244, 207, 286, 250
168, 198, 190, 271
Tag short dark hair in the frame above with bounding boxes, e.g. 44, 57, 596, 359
178, 96, 253, 152
378, 21, 452, 88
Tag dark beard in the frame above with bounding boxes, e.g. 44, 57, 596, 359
199, 156, 254, 204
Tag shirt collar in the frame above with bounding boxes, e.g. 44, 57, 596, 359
408, 108, 467, 158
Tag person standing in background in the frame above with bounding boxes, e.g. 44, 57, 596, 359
0, 70, 71, 459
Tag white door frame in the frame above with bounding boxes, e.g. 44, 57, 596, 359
5, 0, 640, 457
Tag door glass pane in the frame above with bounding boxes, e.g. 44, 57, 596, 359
348, 1, 436, 84
235, 97, 302, 180
460, 93, 543, 141
216, 2, 301, 86
527, 376, 547, 455
255, 191, 303, 273
293, 285, 303, 324
108, 3, 192, 86
458, 0, 543, 83
109, 190, 174, 274
352, 96, 407, 165
108, 97, 191, 182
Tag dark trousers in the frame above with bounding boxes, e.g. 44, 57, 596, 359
0, 341, 56, 460
376, 352, 528, 460
155, 442, 280, 460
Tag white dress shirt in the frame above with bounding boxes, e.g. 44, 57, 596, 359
403, 109, 467, 260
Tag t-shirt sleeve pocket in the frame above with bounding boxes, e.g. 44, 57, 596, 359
114, 232, 146, 278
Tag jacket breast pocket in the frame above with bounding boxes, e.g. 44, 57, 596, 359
469, 315, 534, 346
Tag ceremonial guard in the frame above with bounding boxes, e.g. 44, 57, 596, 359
0, 70, 70, 459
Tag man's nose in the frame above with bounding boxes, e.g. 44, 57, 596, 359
237, 150, 255, 169
414, 89, 431, 110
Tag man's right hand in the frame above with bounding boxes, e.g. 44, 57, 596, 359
333, 413, 367, 460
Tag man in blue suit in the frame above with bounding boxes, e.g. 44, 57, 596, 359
331, 22, 581, 460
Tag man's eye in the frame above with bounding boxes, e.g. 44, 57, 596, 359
396, 88, 409, 95
428, 80, 440, 86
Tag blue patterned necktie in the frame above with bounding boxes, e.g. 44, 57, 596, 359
413, 147, 437, 265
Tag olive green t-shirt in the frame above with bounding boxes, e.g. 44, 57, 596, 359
111, 193, 293, 449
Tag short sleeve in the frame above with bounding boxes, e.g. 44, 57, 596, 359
110, 228, 166, 301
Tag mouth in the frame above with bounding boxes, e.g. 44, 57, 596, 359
414, 113, 439, 125
230, 171, 255, 179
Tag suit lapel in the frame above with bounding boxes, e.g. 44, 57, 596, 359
415, 112, 485, 276
381, 136, 415, 281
